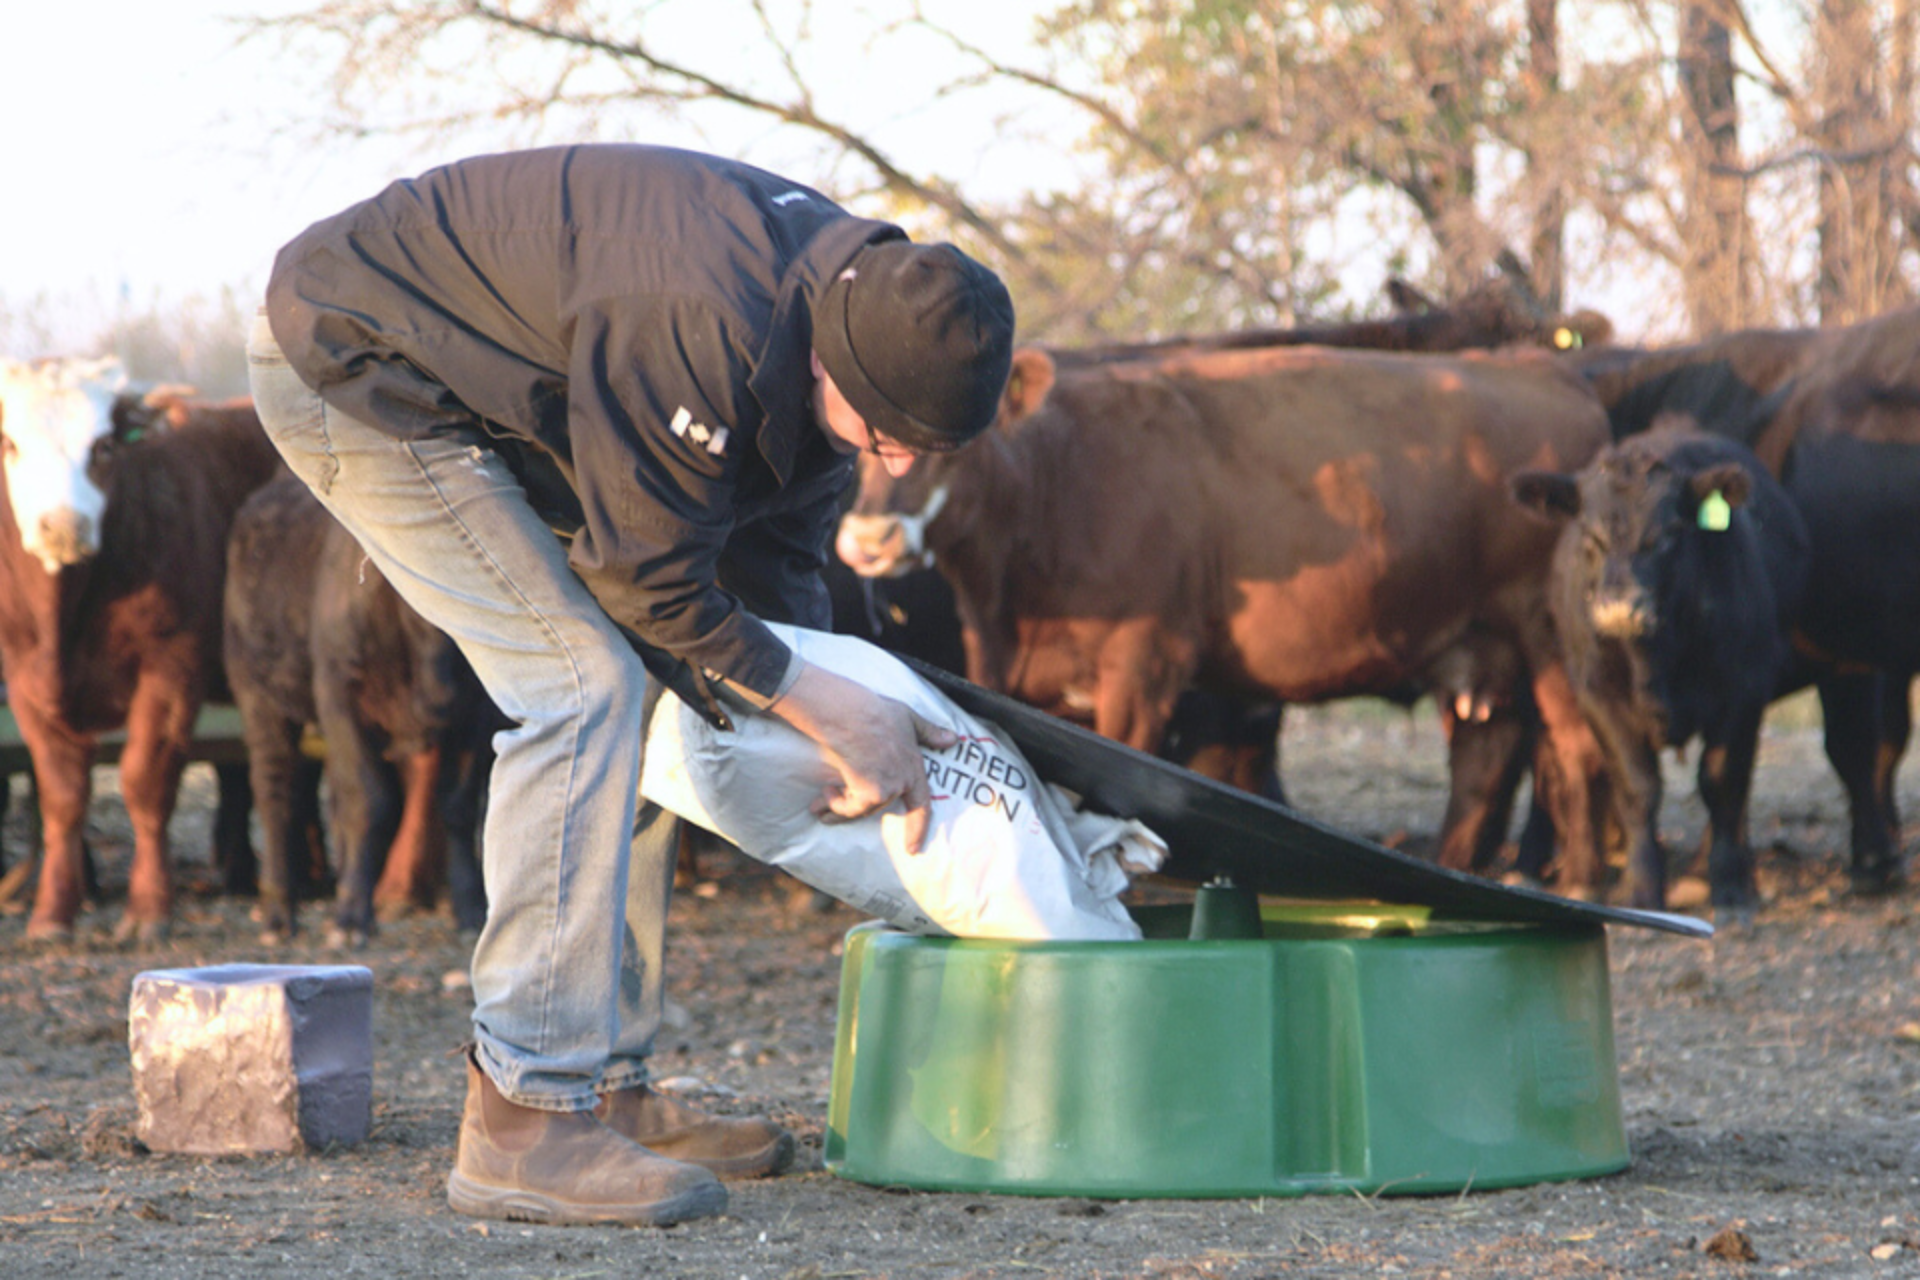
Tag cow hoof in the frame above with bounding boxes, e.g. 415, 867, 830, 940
1665, 876, 1711, 911
1711, 901, 1759, 929
24, 918, 75, 945
111, 915, 170, 945
325, 922, 373, 951
1848, 859, 1906, 897
375, 896, 432, 924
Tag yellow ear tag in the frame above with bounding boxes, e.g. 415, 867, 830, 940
1698, 490, 1732, 532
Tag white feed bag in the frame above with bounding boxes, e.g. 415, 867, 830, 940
639, 624, 1163, 941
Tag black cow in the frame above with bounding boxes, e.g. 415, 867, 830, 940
1779, 378, 1920, 891
1565, 307, 1920, 893
225, 475, 498, 945
1515, 426, 1810, 911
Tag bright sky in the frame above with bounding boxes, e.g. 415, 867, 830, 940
1, 1, 1714, 352
5, 2, 377, 310
2, 1, 1064, 344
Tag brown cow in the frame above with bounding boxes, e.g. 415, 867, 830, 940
0, 360, 282, 941
837, 344, 1615, 895
847, 277, 1615, 809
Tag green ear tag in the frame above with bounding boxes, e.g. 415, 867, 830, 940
1698, 490, 1732, 532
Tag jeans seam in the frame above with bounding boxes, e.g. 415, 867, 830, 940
402, 437, 593, 1066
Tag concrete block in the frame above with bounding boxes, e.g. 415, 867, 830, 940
129, 963, 373, 1155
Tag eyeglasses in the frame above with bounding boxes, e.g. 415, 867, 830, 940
863, 421, 966, 458
864, 422, 922, 460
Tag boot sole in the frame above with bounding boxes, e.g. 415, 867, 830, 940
446, 1170, 727, 1227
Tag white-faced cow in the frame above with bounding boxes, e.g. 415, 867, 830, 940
837, 344, 1616, 896
0, 359, 284, 940
1514, 426, 1811, 912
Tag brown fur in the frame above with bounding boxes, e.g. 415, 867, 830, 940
843, 343, 1616, 890
0, 401, 282, 939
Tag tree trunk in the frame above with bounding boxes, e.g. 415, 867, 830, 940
1816, 0, 1903, 322
1525, 0, 1565, 312
1677, 4, 1753, 335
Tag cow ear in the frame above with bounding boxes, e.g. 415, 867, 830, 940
1689, 463, 1751, 510
1000, 347, 1055, 426
1511, 471, 1580, 521
1560, 309, 1613, 350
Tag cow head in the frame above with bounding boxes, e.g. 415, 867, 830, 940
835, 345, 1057, 578
1514, 427, 1754, 646
0, 357, 129, 573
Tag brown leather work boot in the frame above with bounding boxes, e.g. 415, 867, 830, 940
446, 1053, 727, 1226
595, 1083, 796, 1180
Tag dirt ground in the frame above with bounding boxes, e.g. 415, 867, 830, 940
8, 692, 1920, 1278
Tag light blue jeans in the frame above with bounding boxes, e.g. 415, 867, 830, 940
248, 311, 675, 1111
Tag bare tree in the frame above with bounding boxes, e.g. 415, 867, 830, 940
1525, 0, 1568, 312
247, 0, 1588, 340
243, 1, 1069, 310
1810, 0, 1911, 321
1677, 2, 1757, 333
244, 0, 1920, 344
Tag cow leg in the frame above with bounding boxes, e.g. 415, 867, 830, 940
441, 740, 492, 937
1616, 738, 1668, 910
1818, 670, 1902, 893
319, 708, 406, 949
20, 709, 94, 941
1875, 672, 1912, 856
1436, 709, 1533, 872
210, 761, 257, 897
1524, 660, 1609, 900
114, 687, 197, 942
1091, 620, 1192, 758
290, 754, 330, 901
1568, 700, 1664, 911
1696, 709, 1764, 915
1511, 790, 1558, 883
237, 692, 308, 942
1231, 703, 1287, 804
373, 745, 447, 921
1162, 693, 1287, 802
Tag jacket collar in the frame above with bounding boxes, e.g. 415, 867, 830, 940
750, 218, 904, 484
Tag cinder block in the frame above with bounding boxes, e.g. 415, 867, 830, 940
129, 963, 373, 1155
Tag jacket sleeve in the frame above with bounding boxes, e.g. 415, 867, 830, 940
562, 297, 797, 702
717, 476, 847, 632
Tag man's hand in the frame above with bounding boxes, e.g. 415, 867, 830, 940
769, 661, 958, 855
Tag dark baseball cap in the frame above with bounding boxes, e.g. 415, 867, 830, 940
813, 240, 1016, 452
